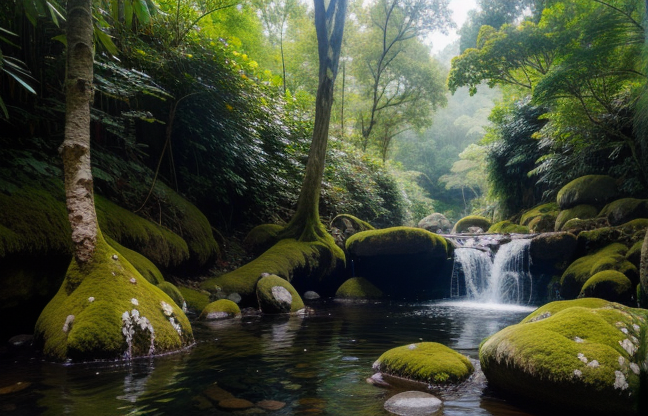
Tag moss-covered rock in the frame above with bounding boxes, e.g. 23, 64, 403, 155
555, 204, 599, 231
561, 217, 610, 235
105, 237, 164, 285
34, 233, 194, 361
626, 240, 642, 270
560, 243, 635, 299
557, 175, 619, 210
577, 219, 648, 254
480, 299, 648, 416
488, 220, 529, 234
335, 277, 382, 300
346, 227, 448, 257
200, 238, 344, 304
243, 224, 284, 256
530, 232, 577, 271
373, 342, 474, 385
451, 215, 491, 234
199, 299, 241, 320
256, 274, 304, 314
330, 214, 375, 250
520, 203, 559, 227
157, 282, 185, 309
599, 198, 648, 227
527, 215, 556, 233
177, 286, 211, 313
418, 213, 452, 234
578, 270, 634, 305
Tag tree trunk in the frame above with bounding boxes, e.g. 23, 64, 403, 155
59, 0, 97, 264
281, 0, 347, 242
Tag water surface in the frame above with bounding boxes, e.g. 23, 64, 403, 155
0, 300, 538, 415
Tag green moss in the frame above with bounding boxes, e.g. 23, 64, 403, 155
488, 220, 529, 234
335, 277, 382, 299
177, 286, 211, 313
346, 227, 448, 257
374, 342, 474, 385
520, 203, 559, 226
157, 282, 185, 308
330, 214, 376, 232
480, 299, 647, 415
199, 299, 241, 320
96, 195, 189, 269
256, 274, 304, 313
0, 186, 72, 258
155, 184, 220, 268
201, 238, 344, 302
560, 243, 634, 299
555, 204, 599, 231
579, 270, 633, 305
105, 237, 164, 285
557, 175, 618, 210
598, 198, 648, 226
34, 232, 193, 361
243, 224, 284, 256
626, 240, 642, 268
452, 215, 491, 234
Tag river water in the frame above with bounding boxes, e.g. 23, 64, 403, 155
0, 300, 538, 415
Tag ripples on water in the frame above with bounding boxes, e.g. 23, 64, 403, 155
0, 300, 539, 415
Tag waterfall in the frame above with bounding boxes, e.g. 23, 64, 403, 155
450, 239, 533, 305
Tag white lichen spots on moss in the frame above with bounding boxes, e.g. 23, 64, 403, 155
618, 356, 625, 366
131, 298, 139, 306
614, 371, 628, 390
182, 301, 187, 313
630, 335, 639, 344
573, 369, 582, 378
129, 277, 136, 284
619, 339, 637, 356
161, 301, 174, 317
408, 344, 418, 350
169, 317, 182, 336
574, 337, 584, 343
632, 324, 640, 331
62, 315, 75, 333
587, 360, 599, 368
112, 272, 116, 276
577, 353, 588, 363
629, 363, 640, 375
88, 297, 95, 303
122, 309, 155, 359
620, 327, 628, 335
112, 254, 118, 260
530, 312, 551, 322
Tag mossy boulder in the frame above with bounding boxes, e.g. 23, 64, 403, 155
418, 213, 452, 234
557, 175, 619, 210
177, 286, 211, 313
561, 217, 610, 235
555, 204, 599, 231
34, 234, 194, 361
527, 215, 556, 233
255, 274, 304, 314
487, 220, 529, 234
157, 282, 185, 309
480, 299, 648, 416
451, 215, 491, 234
579, 270, 634, 305
199, 299, 241, 320
335, 277, 382, 300
200, 238, 344, 304
106, 237, 164, 285
577, 219, 648, 254
373, 342, 474, 385
599, 198, 648, 227
561, 243, 636, 299
626, 240, 642, 269
330, 214, 375, 249
346, 227, 448, 257
243, 224, 284, 256
530, 232, 577, 271
520, 203, 559, 227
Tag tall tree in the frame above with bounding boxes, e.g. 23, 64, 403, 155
281, 0, 347, 242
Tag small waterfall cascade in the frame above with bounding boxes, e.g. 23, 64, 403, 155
450, 238, 533, 304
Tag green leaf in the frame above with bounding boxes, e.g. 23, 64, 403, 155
132, 0, 151, 25
52, 34, 67, 46
4, 67, 37, 95
124, 0, 133, 27
0, 96, 8, 119
45, 0, 66, 27
22, 0, 39, 26
94, 24, 119, 56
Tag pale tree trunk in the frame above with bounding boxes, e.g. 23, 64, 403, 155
59, 0, 97, 263
281, 0, 347, 242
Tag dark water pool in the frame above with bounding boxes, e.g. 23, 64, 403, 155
0, 300, 539, 415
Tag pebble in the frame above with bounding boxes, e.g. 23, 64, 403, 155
203, 385, 234, 402
218, 398, 255, 410
0, 382, 31, 395
384, 391, 443, 416
256, 400, 286, 410
303, 291, 320, 300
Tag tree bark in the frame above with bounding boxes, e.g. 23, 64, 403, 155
59, 0, 97, 263
281, 0, 347, 242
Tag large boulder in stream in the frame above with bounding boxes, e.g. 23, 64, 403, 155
418, 213, 452, 234
255, 274, 304, 314
578, 270, 634, 306
335, 277, 382, 300
451, 216, 491, 234
598, 198, 648, 226
557, 175, 619, 210
480, 298, 648, 416
530, 232, 577, 271
346, 227, 451, 299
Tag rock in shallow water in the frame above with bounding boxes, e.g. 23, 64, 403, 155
384, 391, 442, 416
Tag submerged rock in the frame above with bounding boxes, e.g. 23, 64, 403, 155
373, 342, 474, 385
383, 391, 443, 416
199, 299, 241, 320
480, 298, 648, 416
335, 277, 382, 300
303, 290, 320, 300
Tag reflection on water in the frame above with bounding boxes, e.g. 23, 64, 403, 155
0, 300, 539, 415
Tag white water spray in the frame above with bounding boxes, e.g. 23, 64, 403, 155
450, 239, 533, 304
